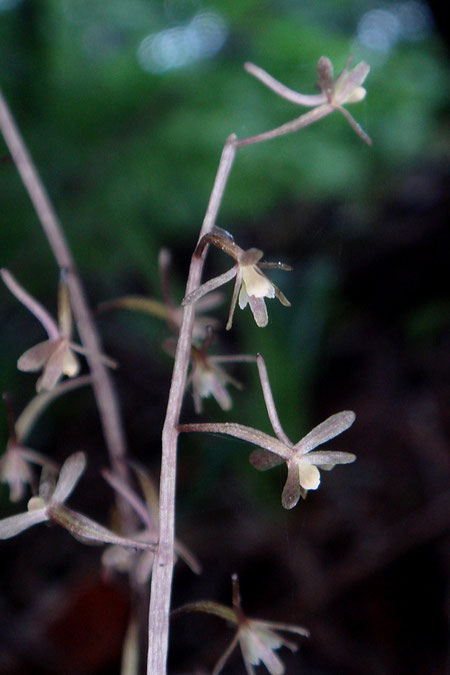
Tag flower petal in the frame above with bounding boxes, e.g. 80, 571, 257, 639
238, 281, 250, 309
17, 340, 55, 372
248, 296, 269, 328
52, 451, 86, 503
37, 341, 78, 391
334, 62, 370, 104
249, 449, 284, 471
226, 268, 243, 330
317, 56, 334, 99
0, 446, 34, 502
302, 450, 356, 466
273, 283, 291, 307
281, 462, 301, 510
294, 410, 355, 454
0, 508, 48, 539
240, 626, 285, 675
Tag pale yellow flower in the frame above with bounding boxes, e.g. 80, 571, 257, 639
2, 269, 114, 391
183, 229, 291, 330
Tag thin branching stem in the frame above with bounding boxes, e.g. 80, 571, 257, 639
146, 135, 238, 673
256, 353, 293, 446
0, 87, 133, 525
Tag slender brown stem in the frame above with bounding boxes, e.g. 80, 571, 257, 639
256, 353, 293, 446
146, 135, 238, 673
0, 87, 133, 523
236, 105, 333, 147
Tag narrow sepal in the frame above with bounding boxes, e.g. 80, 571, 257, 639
249, 449, 284, 471
295, 411, 355, 454
52, 451, 86, 503
0, 508, 48, 539
281, 462, 301, 509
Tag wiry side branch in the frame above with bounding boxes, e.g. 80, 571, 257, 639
0, 87, 134, 527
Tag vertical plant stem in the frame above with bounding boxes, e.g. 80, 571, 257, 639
0, 88, 132, 517
147, 135, 237, 673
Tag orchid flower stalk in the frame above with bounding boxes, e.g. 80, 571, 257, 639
180, 354, 356, 508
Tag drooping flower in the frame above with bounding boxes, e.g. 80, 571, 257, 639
98, 248, 223, 343
173, 574, 309, 674
182, 228, 291, 330
0, 452, 156, 551
240, 55, 371, 146
0, 379, 91, 502
102, 462, 201, 584
1, 269, 115, 392
179, 354, 356, 508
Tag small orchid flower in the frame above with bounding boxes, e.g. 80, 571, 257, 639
173, 574, 309, 674
1, 269, 115, 392
0, 452, 156, 551
240, 55, 371, 146
189, 344, 242, 413
0, 442, 42, 502
1, 379, 91, 502
164, 328, 253, 414
102, 462, 201, 584
179, 354, 356, 509
182, 228, 291, 330
187, 328, 257, 413
98, 249, 223, 343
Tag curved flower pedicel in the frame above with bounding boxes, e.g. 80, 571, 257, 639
101, 462, 201, 584
173, 574, 309, 675
1, 269, 115, 392
98, 248, 224, 344
182, 228, 291, 330
241, 55, 371, 146
0, 452, 156, 551
179, 354, 356, 509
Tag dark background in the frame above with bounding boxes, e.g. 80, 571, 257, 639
0, 1, 448, 673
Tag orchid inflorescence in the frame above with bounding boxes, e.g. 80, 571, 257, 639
0, 51, 370, 674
